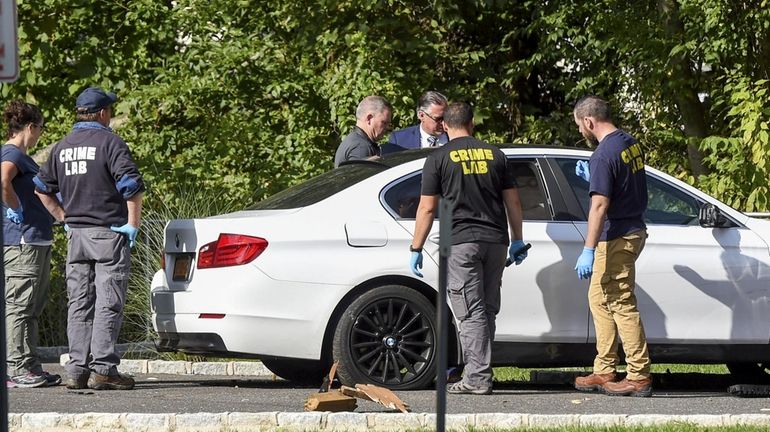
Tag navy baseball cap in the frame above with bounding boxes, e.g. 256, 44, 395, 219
76, 87, 117, 114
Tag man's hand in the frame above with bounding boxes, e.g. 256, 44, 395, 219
111, 224, 139, 248
5, 206, 23, 225
410, 251, 423, 278
576, 160, 590, 182
575, 247, 595, 279
508, 239, 528, 265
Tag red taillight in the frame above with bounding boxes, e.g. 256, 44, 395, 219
197, 234, 268, 269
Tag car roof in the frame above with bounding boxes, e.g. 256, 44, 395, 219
338, 144, 590, 169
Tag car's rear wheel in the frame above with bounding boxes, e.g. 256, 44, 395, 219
333, 285, 437, 390
261, 357, 325, 385
726, 362, 770, 384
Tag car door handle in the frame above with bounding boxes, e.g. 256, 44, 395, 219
428, 234, 441, 244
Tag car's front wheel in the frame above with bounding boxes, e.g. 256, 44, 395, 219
333, 285, 437, 390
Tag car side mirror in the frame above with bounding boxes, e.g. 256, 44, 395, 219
699, 203, 728, 228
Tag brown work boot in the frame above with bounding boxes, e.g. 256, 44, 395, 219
574, 372, 616, 393
87, 372, 135, 390
602, 377, 653, 397
64, 373, 90, 390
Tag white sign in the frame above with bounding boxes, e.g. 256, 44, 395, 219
0, 0, 19, 82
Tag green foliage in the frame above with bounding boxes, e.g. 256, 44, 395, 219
699, 77, 770, 211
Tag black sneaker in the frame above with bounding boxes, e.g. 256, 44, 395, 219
64, 373, 90, 390
87, 372, 135, 390
32, 371, 62, 387
9, 373, 47, 388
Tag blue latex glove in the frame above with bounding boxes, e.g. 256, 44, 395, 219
410, 251, 423, 277
5, 206, 23, 224
575, 160, 590, 182
111, 224, 139, 248
575, 247, 595, 279
508, 239, 528, 265
64, 224, 70, 233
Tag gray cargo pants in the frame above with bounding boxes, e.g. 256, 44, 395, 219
447, 242, 507, 388
64, 227, 130, 379
4, 244, 51, 376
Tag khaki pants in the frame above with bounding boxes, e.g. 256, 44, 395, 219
588, 230, 649, 380
5, 244, 52, 377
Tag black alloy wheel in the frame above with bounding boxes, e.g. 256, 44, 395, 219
333, 285, 437, 390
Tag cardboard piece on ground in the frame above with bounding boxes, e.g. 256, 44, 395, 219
304, 391, 357, 412
306, 361, 356, 412
340, 384, 410, 413
319, 360, 339, 393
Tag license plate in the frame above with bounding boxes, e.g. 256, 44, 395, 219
172, 254, 194, 281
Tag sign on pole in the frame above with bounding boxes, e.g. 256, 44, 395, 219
0, 0, 19, 82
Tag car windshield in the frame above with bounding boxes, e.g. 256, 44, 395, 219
249, 150, 433, 210
247, 162, 386, 210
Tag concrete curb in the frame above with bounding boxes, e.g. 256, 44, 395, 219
42, 342, 157, 363
58, 354, 276, 377
8, 412, 770, 431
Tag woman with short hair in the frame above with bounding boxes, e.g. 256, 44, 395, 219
2, 100, 60, 388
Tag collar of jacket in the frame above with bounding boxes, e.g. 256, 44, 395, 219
72, 121, 113, 132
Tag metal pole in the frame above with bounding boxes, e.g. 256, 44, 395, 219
436, 198, 453, 432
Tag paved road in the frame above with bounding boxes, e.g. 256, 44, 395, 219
9, 365, 770, 415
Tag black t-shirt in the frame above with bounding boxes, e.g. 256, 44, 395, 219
589, 129, 648, 240
421, 136, 517, 245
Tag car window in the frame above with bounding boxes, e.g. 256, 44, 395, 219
554, 158, 591, 218
509, 159, 551, 221
249, 162, 388, 210
381, 159, 551, 221
646, 175, 700, 225
555, 157, 705, 226
382, 174, 423, 219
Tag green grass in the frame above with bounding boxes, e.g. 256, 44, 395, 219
493, 364, 729, 382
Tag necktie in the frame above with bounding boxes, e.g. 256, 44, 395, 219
427, 136, 439, 147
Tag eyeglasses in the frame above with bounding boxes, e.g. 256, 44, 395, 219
33, 124, 46, 131
420, 110, 443, 123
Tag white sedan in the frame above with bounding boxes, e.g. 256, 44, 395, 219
150, 147, 770, 390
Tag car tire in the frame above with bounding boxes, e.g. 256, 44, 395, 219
261, 357, 325, 385
333, 285, 437, 390
727, 362, 770, 384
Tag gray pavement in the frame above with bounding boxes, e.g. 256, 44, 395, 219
8, 363, 770, 431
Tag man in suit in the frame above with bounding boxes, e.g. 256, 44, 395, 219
384, 91, 449, 154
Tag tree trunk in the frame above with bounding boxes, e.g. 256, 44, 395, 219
758, 29, 770, 82
657, 0, 710, 177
